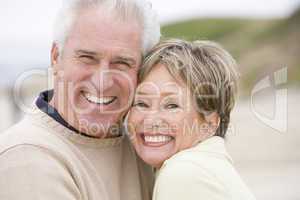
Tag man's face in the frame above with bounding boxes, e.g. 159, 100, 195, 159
51, 7, 142, 137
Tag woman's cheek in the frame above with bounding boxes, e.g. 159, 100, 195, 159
167, 114, 185, 134
170, 115, 195, 149
127, 110, 142, 142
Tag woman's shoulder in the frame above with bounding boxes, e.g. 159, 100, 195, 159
163, 136, 233, 169
154, 137, 257, 200
157, 156, 222, 184
156, 146, 229, 188
157, 136, 240, 191
154, 155, 231, 200
154, 137, 232, 199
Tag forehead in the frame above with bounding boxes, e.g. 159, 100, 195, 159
65, 7, 143, 56
137, 64, 186, 95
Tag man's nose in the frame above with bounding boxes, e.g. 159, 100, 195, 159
91, 62, 114, 92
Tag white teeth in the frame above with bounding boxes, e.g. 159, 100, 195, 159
144, 135, 172, 143
84, 93, 116, 105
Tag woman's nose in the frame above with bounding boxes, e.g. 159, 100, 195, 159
144, 115, 166, 131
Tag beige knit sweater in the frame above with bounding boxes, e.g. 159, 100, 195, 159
0, 106, 153, 200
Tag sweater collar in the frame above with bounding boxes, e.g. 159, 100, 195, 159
28, 106, 124, 148
31, 90, 124, 148
35, 90, 82, 135
163, 136, 233, 167
193, 136, 233, 163
35, 90, 110, 139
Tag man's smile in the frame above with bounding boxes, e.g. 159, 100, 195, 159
82, 92, 117, 105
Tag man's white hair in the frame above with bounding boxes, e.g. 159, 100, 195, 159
53, 0, 161, 55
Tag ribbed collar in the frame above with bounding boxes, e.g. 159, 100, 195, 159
162, 136, 233, 168
27, 104, 124, 148
35, 90, 94, 138
193, 136, 233, 163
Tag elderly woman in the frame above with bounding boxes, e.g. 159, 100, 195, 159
127, 39, 256, 200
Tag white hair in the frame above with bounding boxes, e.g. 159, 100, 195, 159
53, 0, 161, 56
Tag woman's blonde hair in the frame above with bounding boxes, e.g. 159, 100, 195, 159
139, 39, 239, 137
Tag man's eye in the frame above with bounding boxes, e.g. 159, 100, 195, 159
165, 103, 179, 109
79, 55, 97, 64
113, 61, 131, 69
118, 61, 130, 66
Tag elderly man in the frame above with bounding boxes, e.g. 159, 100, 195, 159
0, 0, 160, 199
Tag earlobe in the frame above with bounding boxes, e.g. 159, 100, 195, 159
51, 43, 60, 67
51, 43, 60, 76
204, 112, 220, 136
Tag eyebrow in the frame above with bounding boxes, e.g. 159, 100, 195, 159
75, 50, 137, 65
113, 56, 137, 66
75, 49, 98, 56
136, 91, 178, 97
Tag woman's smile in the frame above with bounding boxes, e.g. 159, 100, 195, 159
140, 133, 174, 147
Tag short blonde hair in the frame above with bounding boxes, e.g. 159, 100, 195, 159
139, 39, 239, 137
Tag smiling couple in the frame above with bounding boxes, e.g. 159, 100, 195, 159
0, 0, 256, 200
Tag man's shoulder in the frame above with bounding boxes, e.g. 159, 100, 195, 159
0, 115, 71, 156
0, 135, 82, 200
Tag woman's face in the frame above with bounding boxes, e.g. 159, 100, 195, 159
128, 63, 212, 168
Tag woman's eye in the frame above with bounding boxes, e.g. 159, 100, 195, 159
165, 103, 179, 109
133, 102, 149, 108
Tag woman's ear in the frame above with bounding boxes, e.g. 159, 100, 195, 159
203, 112, 220, 137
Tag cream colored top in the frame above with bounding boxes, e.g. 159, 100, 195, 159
0, 106, 153, 200
153, 136, 256, 200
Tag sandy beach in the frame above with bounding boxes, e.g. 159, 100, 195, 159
226, 87, 300, 200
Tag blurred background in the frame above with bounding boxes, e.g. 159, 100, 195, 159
0, 0, 299, 199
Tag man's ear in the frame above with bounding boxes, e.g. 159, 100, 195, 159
51, 42, 60, 67
203, 112, 220, 137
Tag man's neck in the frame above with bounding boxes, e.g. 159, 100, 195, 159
48, 95, 122, 139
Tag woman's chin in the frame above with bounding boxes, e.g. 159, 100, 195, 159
136, 141, 176, 168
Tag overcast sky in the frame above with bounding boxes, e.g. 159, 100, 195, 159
1, 0, 300, 84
